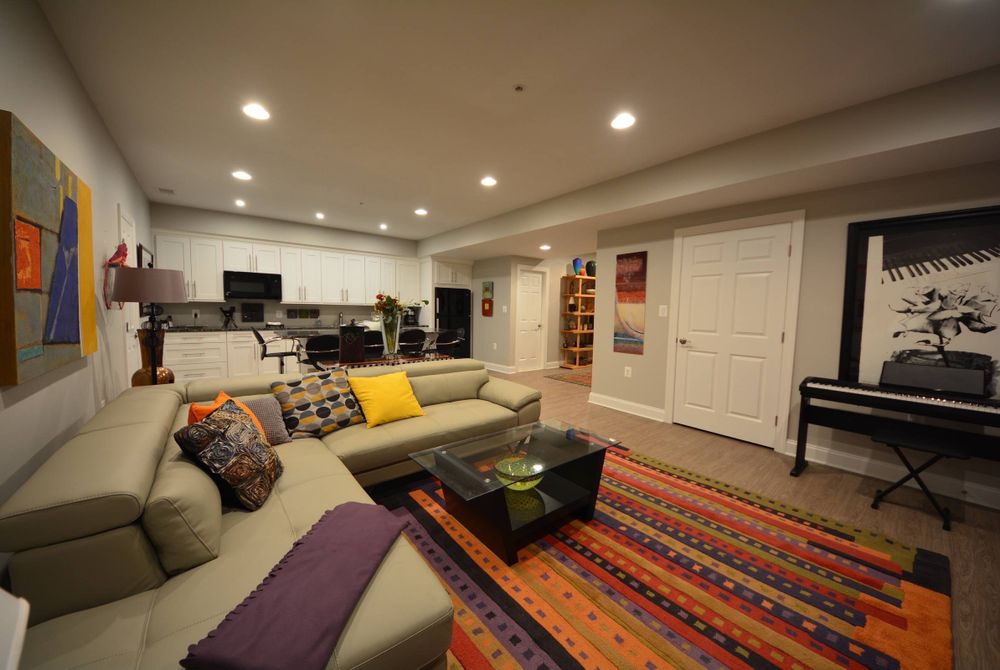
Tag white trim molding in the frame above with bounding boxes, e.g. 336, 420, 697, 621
483, 362, 517, 375
779, 439, 1000, 512
544, 360, 561, 369
589, 392, 667, 422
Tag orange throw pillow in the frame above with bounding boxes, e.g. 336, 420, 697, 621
188, 391, 267, 438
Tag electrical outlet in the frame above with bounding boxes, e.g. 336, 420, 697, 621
492, 342, 497, 350
501, 305, 508, 314
192, 309, 200, 320
624, 366, 632, 378
658, 304, 669, 317
276, 309, 283, 318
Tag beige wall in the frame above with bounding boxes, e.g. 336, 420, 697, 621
152, 203, 418, 257
592, 161, 1000, 505
0, 1, 151, 500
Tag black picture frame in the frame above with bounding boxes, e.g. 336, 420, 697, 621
838, 203, 1000, 383
137, 242, 154, 269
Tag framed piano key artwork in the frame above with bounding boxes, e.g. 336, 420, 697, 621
839, 204, 1000, 397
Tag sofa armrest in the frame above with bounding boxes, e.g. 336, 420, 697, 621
478, 378, 541, 413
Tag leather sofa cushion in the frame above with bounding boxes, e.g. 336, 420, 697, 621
408, 369, 489, 406
185, 371, 301, 403
77, 386, 183, 434
0, 422, 168, 552
323, 398, 518, 475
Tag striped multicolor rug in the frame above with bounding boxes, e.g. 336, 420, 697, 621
375, 448, 952, 670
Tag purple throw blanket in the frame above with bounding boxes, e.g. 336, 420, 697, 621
181, 502, 407, 670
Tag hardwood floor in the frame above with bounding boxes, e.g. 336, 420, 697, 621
503, 367, 1000, 670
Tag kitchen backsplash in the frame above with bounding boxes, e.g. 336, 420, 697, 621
158, 301, 378, 329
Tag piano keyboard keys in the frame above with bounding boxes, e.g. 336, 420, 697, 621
804, 380, 1000, 415
881, 243, 1000, 282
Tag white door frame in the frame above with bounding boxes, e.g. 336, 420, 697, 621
513, 264, 550, 372
664, 210, 805, 451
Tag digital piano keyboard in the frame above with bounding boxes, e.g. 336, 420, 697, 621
791, 377, 1000, 476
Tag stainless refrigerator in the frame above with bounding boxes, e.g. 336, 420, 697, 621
435, 287, 472, 358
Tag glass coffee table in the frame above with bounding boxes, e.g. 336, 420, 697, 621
410, 420, 618, 565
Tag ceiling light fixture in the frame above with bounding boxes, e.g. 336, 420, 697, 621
379, 223, 388, 230
242, 102, 270, 121
232, 169, 252, 180
315, 212, 325, 220
414, 208, 428, 216
610, 112, 636, 130
539, 244, 551, 251
480, 176, 497, 187
235, 199, 245, 207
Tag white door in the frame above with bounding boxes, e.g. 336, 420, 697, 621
380, 258, 397, 298
281, 248, 302, 302
364, 256, 381, 302
672, 222, 791, 446
119, 207, 140, 379
516, 269, 544, 372
189, 237, 224, 301
320, 251, 345, 303
301, 249, 323, 303
397, 260, 420, 304
344, 254, 366, 304
223, 240, 253, 272
253, 243, 281, 274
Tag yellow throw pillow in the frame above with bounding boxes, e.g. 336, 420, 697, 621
347, 371, 424, 428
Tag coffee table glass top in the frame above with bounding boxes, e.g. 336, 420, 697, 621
410, 420, 618, 500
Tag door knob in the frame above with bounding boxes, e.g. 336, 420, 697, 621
678, 338, 688, 345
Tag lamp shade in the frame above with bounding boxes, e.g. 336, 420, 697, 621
111, 267, 188, 303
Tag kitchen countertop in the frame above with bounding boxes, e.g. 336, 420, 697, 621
164, 325, 435, 334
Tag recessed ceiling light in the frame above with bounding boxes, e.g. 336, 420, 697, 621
315, 212, 325, 220
539, 244, 551, 251
242, 102, 270, 120
232, 170, 252, 180
414, 208, 428, 216
480, 176, 497, 187
379, 223, 388, 230
235, 199, 245, 207
610, 112, 636, 130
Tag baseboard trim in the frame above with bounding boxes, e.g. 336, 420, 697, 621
544, 360, 560, 370
588, 392, 667, 422
483, 363, 517, 375
780, 439, 1000, 511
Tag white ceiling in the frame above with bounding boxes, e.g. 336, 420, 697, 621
42, 0, 1000, 244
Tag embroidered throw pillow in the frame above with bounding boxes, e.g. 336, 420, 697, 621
270, 369, 364, 439
242, 396, 292, 446
174, 400, 283, 511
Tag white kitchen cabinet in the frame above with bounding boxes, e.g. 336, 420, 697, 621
397, 260, 420, 304
320, 251, 346, 304
281, 247, 301, 302
163, 332, 228, 382
434, 260, 472, 287
364, 256, 381, 303
226, 332, 258, 377
156, 234, 223, 301
283, 246, 331, 304
344, 254, 366, 304
379, 258, 397, 298
224, 241, 281, 274
301, 249, 322, 303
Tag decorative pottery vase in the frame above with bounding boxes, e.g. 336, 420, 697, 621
585, 260, 596, 277
572, 257, 583, 275
381, 312, 401, 355
493, 454, 545, 491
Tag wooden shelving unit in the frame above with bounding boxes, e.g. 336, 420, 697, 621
560, 275, 595, 369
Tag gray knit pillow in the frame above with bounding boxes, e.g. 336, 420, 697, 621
243, 396, 292, 445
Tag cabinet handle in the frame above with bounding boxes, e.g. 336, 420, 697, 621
192, 280, 197, 298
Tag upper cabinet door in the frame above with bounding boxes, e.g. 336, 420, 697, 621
379, 258, 397, 298
343, 254, 366, 304
364, 256, 380, 303
281, 247, 302, 303
156, 234, 191, 299
189, 237, 224, 301
452, 263, 471, 287
253, 243, 281, 274
223, 240, 253, 272
320, 251, 345, 303
397, 260, 420, 304
301, 248, 323, 303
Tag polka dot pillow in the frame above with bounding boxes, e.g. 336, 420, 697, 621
270, 369, 364, 439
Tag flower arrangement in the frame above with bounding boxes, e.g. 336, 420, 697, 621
373, 293, 406, 318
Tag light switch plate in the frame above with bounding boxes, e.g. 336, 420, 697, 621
658, 304, 669, 317
502, 305, 508, 313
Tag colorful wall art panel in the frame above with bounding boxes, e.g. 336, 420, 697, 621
613, 250, 647, 354
1, 110, 97, 385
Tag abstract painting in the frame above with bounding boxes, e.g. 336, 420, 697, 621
840, 205, 1000, 397
1, 110, 97, 385
613, 251, 646, 354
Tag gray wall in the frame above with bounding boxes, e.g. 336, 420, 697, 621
591, 161, 1000, 503
0, 1, 152, 500
152, 203, 418, 257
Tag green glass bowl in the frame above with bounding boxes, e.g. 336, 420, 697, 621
493, 455, 545, 491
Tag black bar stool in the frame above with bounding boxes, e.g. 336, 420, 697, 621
398, 329, 426, 356
252, 328, 299, 374
363, 330, 384, 360
299, 334, 340, 371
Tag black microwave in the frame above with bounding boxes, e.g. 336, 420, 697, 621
223, 271, 282, 300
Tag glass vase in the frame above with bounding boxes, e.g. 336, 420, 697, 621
381, 311, 401, 355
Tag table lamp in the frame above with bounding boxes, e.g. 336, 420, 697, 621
111, 267, 187, 385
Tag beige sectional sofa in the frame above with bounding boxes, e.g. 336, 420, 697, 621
0, 358, 541, 669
